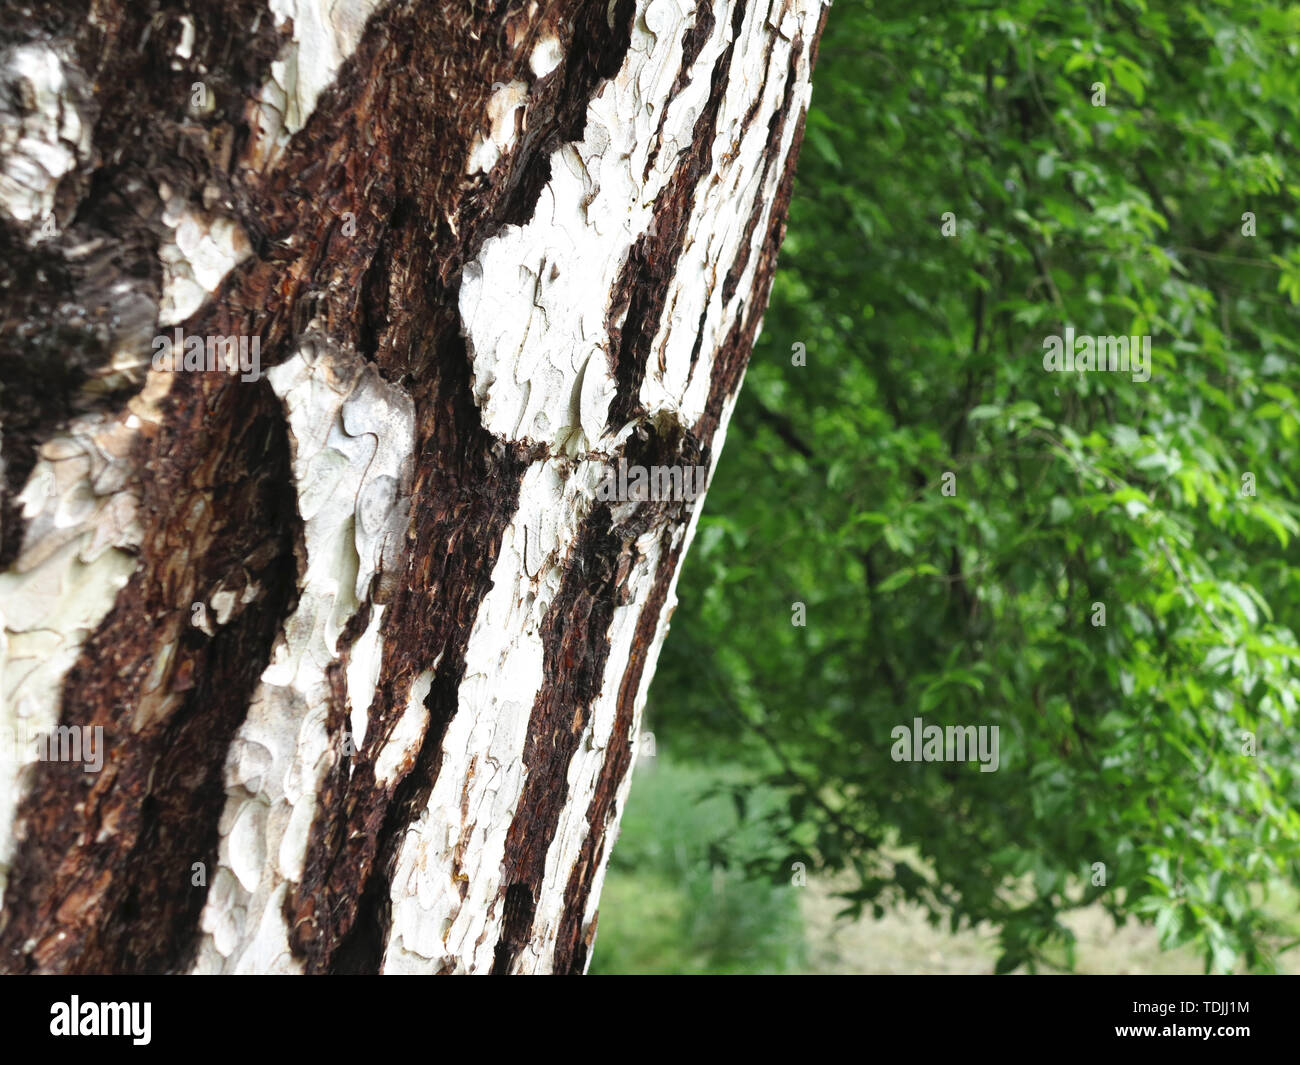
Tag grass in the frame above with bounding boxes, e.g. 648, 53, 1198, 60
588, 755, 805, 975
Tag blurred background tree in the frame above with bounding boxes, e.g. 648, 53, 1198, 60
595, 0, 1300, 974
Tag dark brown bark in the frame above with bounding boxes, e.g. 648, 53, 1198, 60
0, 0, 825, 973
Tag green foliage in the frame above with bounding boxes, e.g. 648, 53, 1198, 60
588, 758, 806, 975
651, 0, 1300, 973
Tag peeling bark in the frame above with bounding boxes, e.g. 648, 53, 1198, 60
0, 0, 826, 974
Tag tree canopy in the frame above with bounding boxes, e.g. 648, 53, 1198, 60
651, 0, 1300, 973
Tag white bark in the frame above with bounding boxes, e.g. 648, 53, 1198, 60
193, 336, 415, 973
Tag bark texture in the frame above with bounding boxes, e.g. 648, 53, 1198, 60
0, 0, 826, 974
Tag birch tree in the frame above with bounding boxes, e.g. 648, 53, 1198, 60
0, 0, 826, 974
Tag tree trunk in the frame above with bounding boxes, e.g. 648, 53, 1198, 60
0, 0, 825, 974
